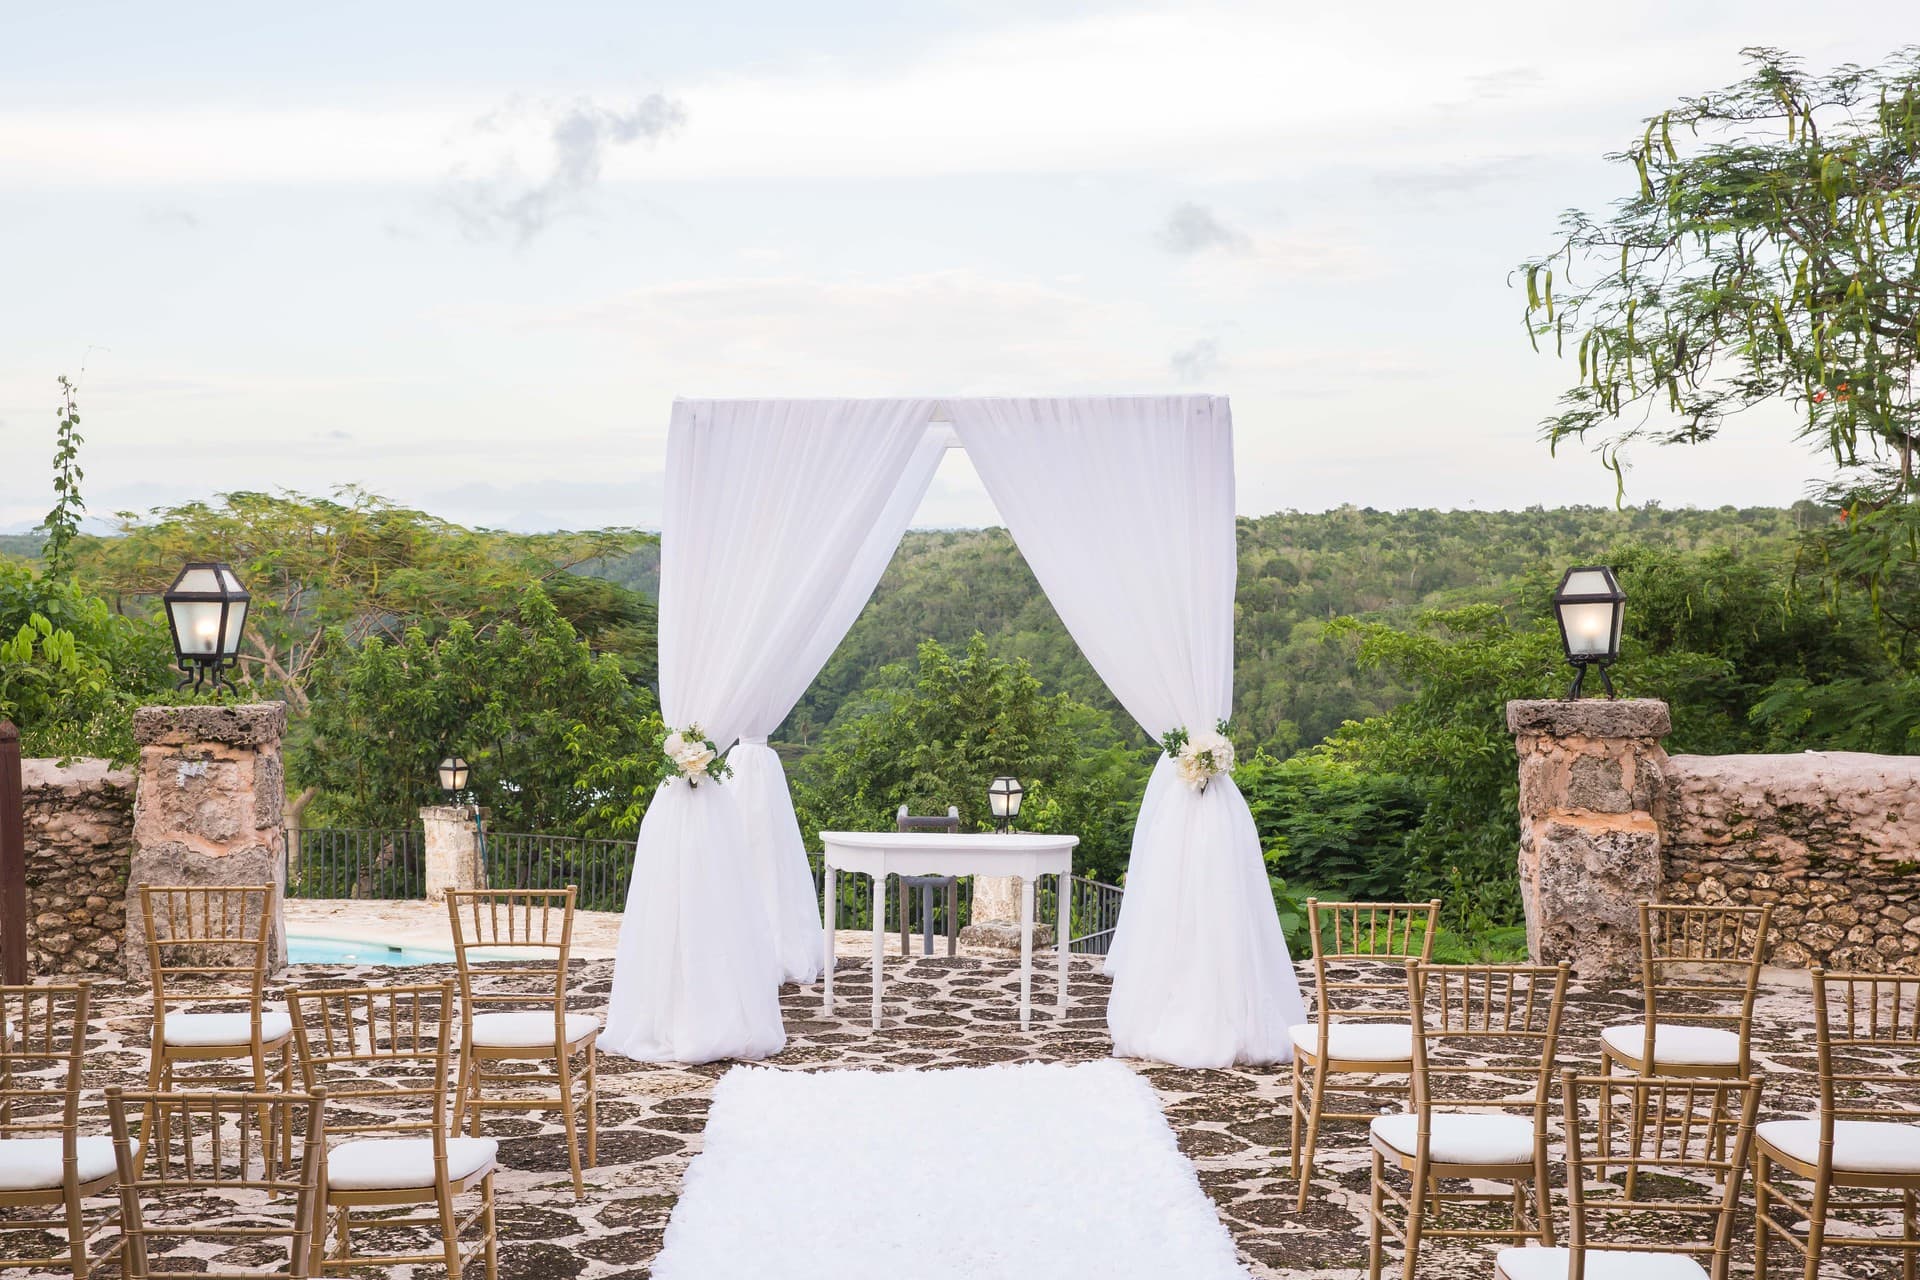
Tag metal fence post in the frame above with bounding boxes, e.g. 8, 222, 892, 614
0, 721, 28, 984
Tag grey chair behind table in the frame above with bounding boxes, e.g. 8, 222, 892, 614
896, 805, 962, 958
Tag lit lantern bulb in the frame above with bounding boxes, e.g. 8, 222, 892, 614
196, 618, 219, 652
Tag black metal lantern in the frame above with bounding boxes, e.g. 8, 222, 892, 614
1552, 565, 1626, 699
437, 756, 470, 798
161, 562, 250, 692
987, 776, 1024, 833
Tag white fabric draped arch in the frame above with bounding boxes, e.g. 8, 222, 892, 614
605, 394, 1304, 1069
603, 398, 936, 1063
949, 397, 1303, 1067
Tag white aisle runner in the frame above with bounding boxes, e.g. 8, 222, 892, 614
650, 1060, 1249, 1280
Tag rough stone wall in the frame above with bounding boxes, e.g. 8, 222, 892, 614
125, 702, 289, 981
1508, 699, 1671, 978
20, 758, 136, 974
1662, 751, 1920, 972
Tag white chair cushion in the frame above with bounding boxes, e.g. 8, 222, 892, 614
1600, 1022, 1741, 1067
326, 1136, 497, 1191
0, 1136, 123, 1191
1371, 1112, 1537, 1165
1496, 1247, 1707, 1280
1756, 1119, 1920, 1175
1287, 1021, 1413, 1062
161, 1009, 293, 1048
470, 1011, 599, 1048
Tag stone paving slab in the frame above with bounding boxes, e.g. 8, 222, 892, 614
0, 958, 1908, 1278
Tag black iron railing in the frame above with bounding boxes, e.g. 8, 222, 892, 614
481, 831, 632, 912
287, 828, 425, 900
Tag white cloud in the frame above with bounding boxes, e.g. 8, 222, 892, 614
446, 93, 687, 243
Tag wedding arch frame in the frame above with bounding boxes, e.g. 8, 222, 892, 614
601, 395, 1303, 1069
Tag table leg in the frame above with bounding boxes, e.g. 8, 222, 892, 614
1057, 872, 1071, 1017
822, 864, 836, 1014
871, 872, 887, 1032
1019, 877, 1034, 1032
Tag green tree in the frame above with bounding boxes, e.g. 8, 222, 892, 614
81, 488, 654, 711
1520, 47, 1920, 651
42, 375, 84, 582
295, 585, 663, 838
790, 634, 1153, 884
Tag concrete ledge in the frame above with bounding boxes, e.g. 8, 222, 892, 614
134, 701, 288, 748
1507, 698, 1671, 739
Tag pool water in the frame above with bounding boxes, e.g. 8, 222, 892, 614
286, 934, 456, 966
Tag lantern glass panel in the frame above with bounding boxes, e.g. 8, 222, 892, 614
172, 600, 227, 656
1559, 600, 1617, 657
1559, 568, 1614, 597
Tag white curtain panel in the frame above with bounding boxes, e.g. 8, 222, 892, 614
603, 397, 935, 1063
732, 424, 950, 983
948, 395, 1306, 1068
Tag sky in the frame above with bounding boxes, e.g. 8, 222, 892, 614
0, 1, 1904, 533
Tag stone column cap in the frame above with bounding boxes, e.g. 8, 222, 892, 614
1506, 698, 1670, 739
134, 702, 288, 748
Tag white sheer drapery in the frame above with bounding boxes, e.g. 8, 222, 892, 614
603, 398, 935, 1063
730, 425, 949, 983
948, 396, 1305, 1068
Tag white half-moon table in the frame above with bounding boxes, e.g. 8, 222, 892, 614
819, 830, 1078, 1031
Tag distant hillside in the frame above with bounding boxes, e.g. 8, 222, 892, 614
0, 532, 47, 561
581, 503, 1829, 753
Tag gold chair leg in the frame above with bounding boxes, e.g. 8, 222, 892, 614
65, 1189, 89, 1279
483, 1172, 499, 1280
1296, 1060, 1326, 1214
585, 1046, 599, 1168
436, 1183, 463, 1278
1287, 1055, 1303, 1183
1904, 1189, 1917, 1280
557, 1052, 585, 1199
1752, 1153, 1770, 1280
1623, 1076, 1647, 1201
1367, 1149, 1387, 1280
1400, 1158, 1428, 1280
1802, 1174, 1829, 1280
1533, 1147, 1555, 1246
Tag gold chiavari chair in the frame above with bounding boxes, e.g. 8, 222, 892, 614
1289, 899, 1442, 1213
0, 983, 118, 1278
446, 887, 598, 1199
1366, 960, 1570, 1280
1598, 902, 1770, 1196
287, 981, 497, 1279
1495, 1071, 1761, 1280
105, 1087, 326, 1279
140, 885, 296, 1168
1753, 970, 1920, 1280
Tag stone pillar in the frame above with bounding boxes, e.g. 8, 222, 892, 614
958, 875, 1054, 955
1506, 698, 1670, 978
126, 703, 288, 981
421, 805, 484, 901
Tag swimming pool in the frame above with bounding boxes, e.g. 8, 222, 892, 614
286, 934, 456, 966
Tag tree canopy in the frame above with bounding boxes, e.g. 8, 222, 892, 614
1521, 46, 1920, 650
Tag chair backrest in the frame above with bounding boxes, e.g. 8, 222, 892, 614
1635, 902, 1771, 1063
286, 981, 453, 1147
1559, 1070, 1759, 1280
1304, 899, 1441, 1019
140, 885, 276, 1045
1811, 970, 1920, 1132
896, 805, 961, 834
1407, 960, 1571, 1121
105, 1086, 326, 1279
0, 982, 89, 1154
446, 887, 576, 1032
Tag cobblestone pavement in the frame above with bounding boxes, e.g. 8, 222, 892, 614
3, 958, 1908, 1278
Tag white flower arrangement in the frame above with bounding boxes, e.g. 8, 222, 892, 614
1160, 720, 1236, 794
659, 724, 731, 788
